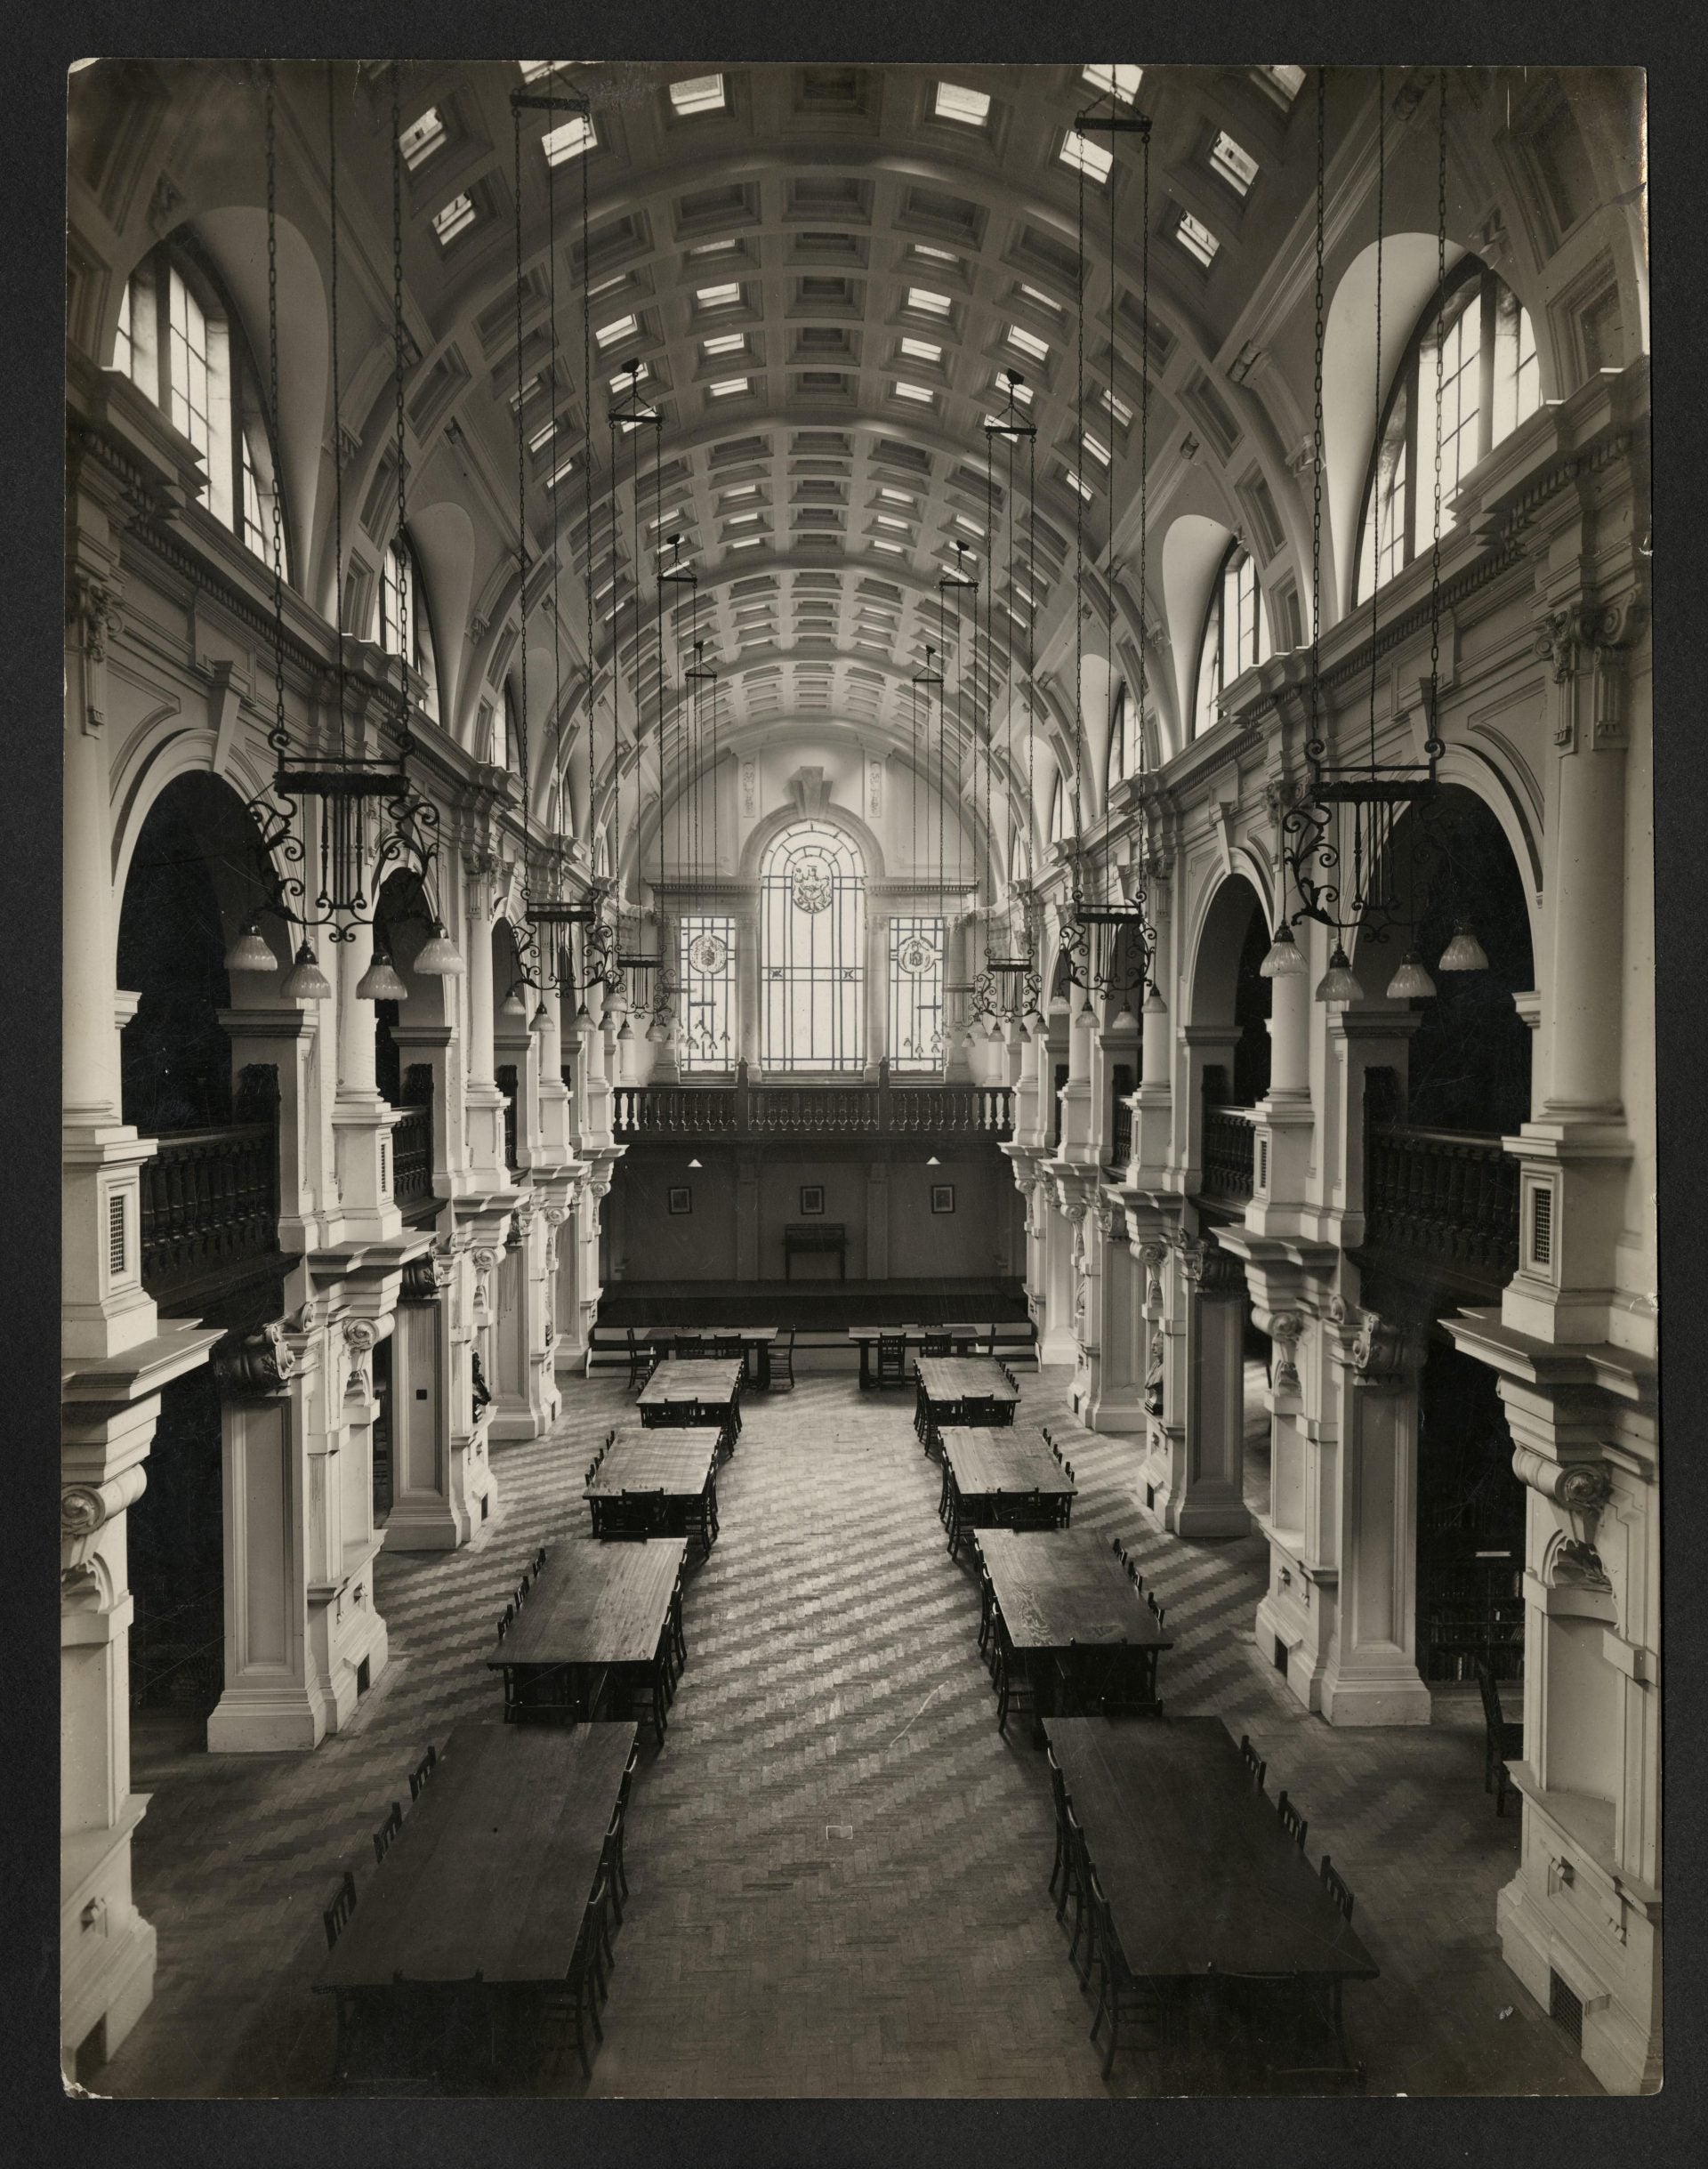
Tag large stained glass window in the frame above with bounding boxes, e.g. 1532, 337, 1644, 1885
679, 915, 737, 1071
761, 819, 865, 1071
888, 916, 946, 1072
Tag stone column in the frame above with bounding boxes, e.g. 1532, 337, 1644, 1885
1084, 1196, 1145, 1431
1057, 994, 1098, 1164
1159, 1238, 1252, 1539
384, 1246, 487, 1551
1319, 1302, 1432, 1726
331, 933, 402, 1240
463, 860, 510, 1183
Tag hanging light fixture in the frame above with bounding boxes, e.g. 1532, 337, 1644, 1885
502, 982, 528, 1020
224, 918, 278, 974
1384, 948, 1437, 1000
280, 940, 333, 1003
1260, 921, 1308, 980
354, 940, 409, 1004
414, 920, 465, 975
1437, 919, 1490, 972
241, 65, 453, 987
1315, 944, 1364, 1004
1065, 95, 1156, 1012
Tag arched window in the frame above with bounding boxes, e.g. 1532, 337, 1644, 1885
1104, 681, 1132, 796
760, 819, 866, 1072
1355, 262, 1541, 604
1193, 541, 1270, 739
109, 242, 287, 576
1048, 768, 1075, 845
375, 534, 440, 719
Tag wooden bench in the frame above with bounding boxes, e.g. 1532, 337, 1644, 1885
783, 1222, 847, 1280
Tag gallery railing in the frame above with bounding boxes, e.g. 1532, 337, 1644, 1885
613, 1064, 1012, 1141
1199, 1105, 1258, 1205
391, 1102, 434, 1207
1363, 1123, 1519, 1288
140, 1122, 279, 1302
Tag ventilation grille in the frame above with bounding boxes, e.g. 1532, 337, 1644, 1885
1531, 1188, 1553, 1268
1257, 1136, 1270, 1193
1549, 1970, 1583, 2049
108, 1192, 127, 1278
380, 1137, 391, 1197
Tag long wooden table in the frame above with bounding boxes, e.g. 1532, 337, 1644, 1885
488, 1539, 687, 1730
979, 1529, 1169, 1722
640, 1326, 778, 1391
1046, 1715, 1377, 2081
636, 1358, 744, 1449
939, 1428, 1076, 1555
914, 1355, 1019, 1451
586, 1428, 721, 1553
316, 1720, 636, 2090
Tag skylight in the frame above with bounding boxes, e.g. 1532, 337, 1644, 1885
934, 82, 991, 126
895, 382, 935, 404
543, 114, 597, 165
1006, 323, 1050, 362
871, 539, 905, 554
697, 282, 743, 310
544, 456, 576, 489
1083, 65, 1142, 102
910, 243, 960, 265
670, 73, 727, 116
709, 376, 751, 397
953, 512, 986, 536
1019, 283, 1064, 316
1082, 430, 1111, 467
689, 238, 741, 257
528, 419, 559, 454
608, 361, 650, 391
1101, 386, 1133, 428
431, 194, 476, 246
399, 108, 446, 169
702, 332, 747, 356
729, 535, 763, 548
1210, 131, 1260, 196
520, 61, 583, 85
899, 336, 942, 364
725, 511, 763, 528
588, 274, 627, 300
1059, 132, 1114, 184
875, 513, 912, 531
1256, 65, 1307, 109
990, 373, 1034, 405
906, 286, 953, 318
878, 487, 916, 506
1063, 467, 1095, 502
1176, 211, 1221, 268
596, 313, 639, 349
721, 484, 761, 504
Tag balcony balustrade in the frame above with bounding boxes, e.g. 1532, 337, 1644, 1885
139, 1122, 280, 1303
391, 1103, 435, 1208
1363, 1123, 1519, 1291
612, 1062, 1012, 1141
1199, 1106, 1258, 1205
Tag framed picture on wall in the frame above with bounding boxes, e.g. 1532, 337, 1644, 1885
799, 1184, 826, 1215
931, 1183, 955, 1214
667, 1185, 692, 1215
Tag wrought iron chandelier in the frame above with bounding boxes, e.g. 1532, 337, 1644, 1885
231, 63, 458, 1000
1269, 69, 1485, 1005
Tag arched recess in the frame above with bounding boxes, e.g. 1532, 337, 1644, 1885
192, 207, 328, 587
373, 867, 455, 1106
1324, 233, 1466, 621
1349, 781, 1536, 1135
1188, 871, 1273, 1108
407, 499, 477, 735
1160, 513, 1235, 742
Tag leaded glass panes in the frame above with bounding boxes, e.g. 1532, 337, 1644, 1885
761, 819, 865, 1071
888, 916, 946, 1072
679, 915, 737, 1071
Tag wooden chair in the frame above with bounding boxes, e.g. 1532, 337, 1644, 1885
1239, 1734, 1267, 1792
322, 1867, 358, 1950
371, 1800, 404, 1866
995, 1625, 1037, 1740
770, 1326, 796, 1390
1145, 1591, 1166, 1631
1046, 1744, 1073, 1907
602, 1805, 628, 1929
1276, 1790, 1308, 1851
1476, 1661, 1523, 1817
542, 1870, 612, 2080
708, 1333, 743, 1360
977, 1563, 998, 1672
624, 1326, 656, 1391
1087, 1867, 1169, 2076
920, 1331, 952, 1359
407, 1744, 438, 1801
673, 1331, 706, 1361
534, 1543, 548, 1575
495, 1611, 510, 1647
1062, 1803, 1097, 1987
875, 1333, 909, 1388
1320, 1855, 1354, 1923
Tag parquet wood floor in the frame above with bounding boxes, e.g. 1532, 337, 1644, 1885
93, 1367, 1599, 2099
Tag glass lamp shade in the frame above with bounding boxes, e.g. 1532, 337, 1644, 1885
1143, 985, 1167, 1015
616, 1015, 634, 1042
413, 922, 464, 976
1260, 922, 1308, 979
280, 941, 333, 1002
1438, 919, 1490, 972
1314, 944, 1364, 1004
223, 919, 278, 974
530, 1001, 553, 1035
1385, 949, 1437, 1001
355, 946, 408, 1003
501, 985, 528, 1019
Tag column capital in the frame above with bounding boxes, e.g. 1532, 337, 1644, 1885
1328, 1299, 1428, 1383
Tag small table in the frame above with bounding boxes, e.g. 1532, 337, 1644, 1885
914, 1355, 1019, 1451
488, 1539, 687, 1730
315, 1720, 636, 2092
637, 1359, 744, 1450
647, 1326, 778, 1391
587, 1428, 721, 1553
939, 1429, 1076, 1556
1046, 1716, 1377, 2081
784, 1222, 846, 1279
979, 1529, 1170, 1723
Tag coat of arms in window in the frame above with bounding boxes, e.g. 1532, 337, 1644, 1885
897, 932, 938, 975
687, 930, 729, 975
790, 859, 834, 915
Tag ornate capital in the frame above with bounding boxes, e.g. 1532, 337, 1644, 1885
214, 1321, 297, 1399
1344, 1306, 1427, 1384
67, 567, 122, 664
1269, 1310, 1305, 1391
